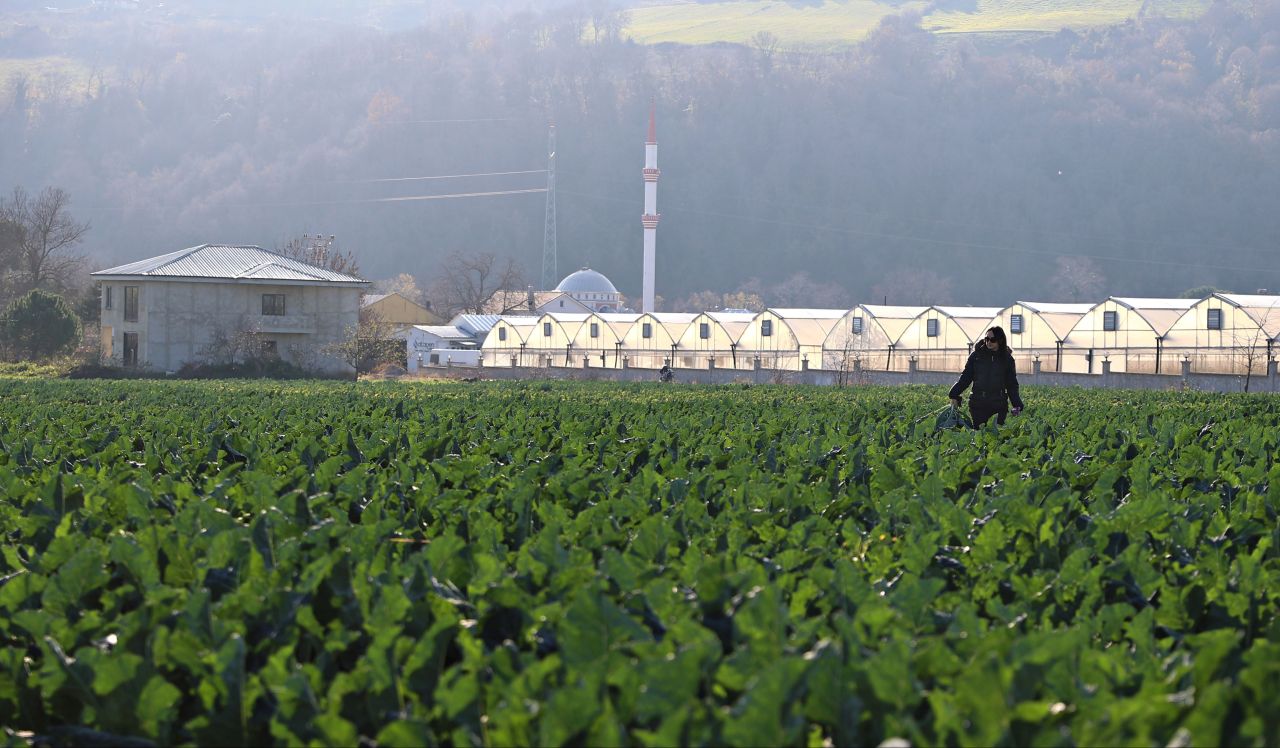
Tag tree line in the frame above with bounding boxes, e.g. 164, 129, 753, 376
2, 1, 1279, 312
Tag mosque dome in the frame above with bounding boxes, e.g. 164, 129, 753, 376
555, 268, 618, 295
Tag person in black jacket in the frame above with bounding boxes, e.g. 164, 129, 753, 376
948, 325, 1024, 427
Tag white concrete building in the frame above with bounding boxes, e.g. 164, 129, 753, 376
399, 325, 482, 372
92, 244, 368, 373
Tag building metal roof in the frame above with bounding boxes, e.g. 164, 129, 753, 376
1018, 301, 1096, 314
770, 308, 848, 319
1210, 294, 1280, 337
649, 312, 699, 324
450, 314, 505, 335
410, 325, 474, 340
1111, 297, 1199, 310
860, 304, 929, 318
706, 311, 756, 323
92, 244, 368, 285
935, 306, 1004, 318
1009, 302, 1094, 340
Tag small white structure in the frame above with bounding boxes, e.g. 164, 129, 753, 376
481, 289, 592, 316
400, 325, 481, 372
93, 244, 368, 373
555, 268, 623, 312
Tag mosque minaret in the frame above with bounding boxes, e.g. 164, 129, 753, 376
641, 100, 660, 313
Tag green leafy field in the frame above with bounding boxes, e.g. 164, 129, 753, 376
624, 0, 1214, 48
1, 379, 1278, 746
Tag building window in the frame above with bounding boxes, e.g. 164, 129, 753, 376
642, 323, 652, 339
852, 317, 863, 334
699, 323, 710, 339
104, 286, 113, 310
926, 319, 939, 337
761, 319, 772, 337
123, 332, 139, 367
498, 327, 507, 341
1207, 308, 1222, 330
262, 294, 286, 316
1010, 314, 1024, 334
123, 286, 139, 323
1103, 310, 1118, 331
590, 322, 599, 338
544, 322, 553, 337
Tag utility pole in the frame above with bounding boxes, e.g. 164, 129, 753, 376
541, 123, 558, 291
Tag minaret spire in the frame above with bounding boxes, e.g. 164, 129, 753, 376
641, 99, 660, 313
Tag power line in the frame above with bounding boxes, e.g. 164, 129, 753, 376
572, 175, 1274, 259
221, 188, 547, 209
330, 169, 547, 184
558, 188, 1280, 277
375, 117, 526, 125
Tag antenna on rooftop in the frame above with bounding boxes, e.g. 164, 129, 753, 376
541, 122, 558, 291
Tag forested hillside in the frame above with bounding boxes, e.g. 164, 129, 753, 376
2, 1, 1279, 306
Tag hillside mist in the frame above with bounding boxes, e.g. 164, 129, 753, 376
2, 1, 1279, 306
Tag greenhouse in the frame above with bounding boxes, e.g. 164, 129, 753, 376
481, 317, 542, 367
1063, 297, 1197, 374
673, 311, 755, 369
992, 302, 1094, 373
567, 313, 639, 368
736, 309, 845, 371
895, 306, 1004, 373
473, 293, 1275, 377
821, 305, 928, 371
1163, 293, 1280, 375
625, 312, 695, 369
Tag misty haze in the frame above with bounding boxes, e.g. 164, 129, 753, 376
2, 0, 1279, 312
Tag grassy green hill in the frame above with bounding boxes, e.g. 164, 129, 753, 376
624, 0, 1214, 48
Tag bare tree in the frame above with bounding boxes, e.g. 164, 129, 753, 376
324, 313, 402, 376
197, 316, 265, 367
768, 271, 851, 309
0, 186, 90, 296
429, 251, 525, 317
827, 330, 869, 387
675, 289, 766, 312
870, 269, 953, 306
1230, 307, 1277, 393
277, 233, 360, 277
373, 273, 424, 305
750, 31, 781, 72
